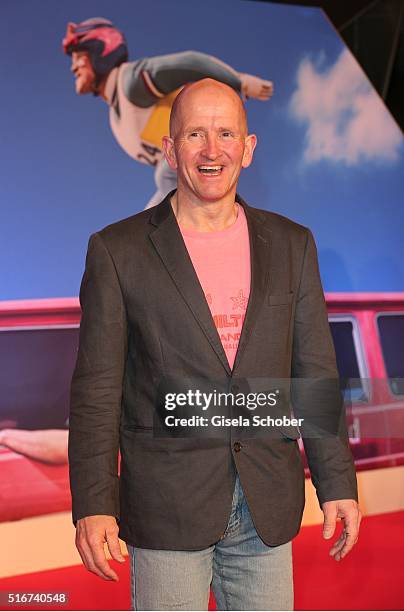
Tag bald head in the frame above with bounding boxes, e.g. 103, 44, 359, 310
169, 78, 248, 139
162, 77, 257, 205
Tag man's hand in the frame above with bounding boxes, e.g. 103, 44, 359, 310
322, 499, 361, 561
76, 515, 126, 581
239, 73, 274, 101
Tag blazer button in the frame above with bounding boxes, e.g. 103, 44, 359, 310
231, 385, 239, 393
233, 441, 242, 452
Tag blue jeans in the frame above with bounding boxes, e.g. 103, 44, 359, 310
126, 474, 294, 610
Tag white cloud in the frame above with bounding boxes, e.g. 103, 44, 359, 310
289, 49, 402, 165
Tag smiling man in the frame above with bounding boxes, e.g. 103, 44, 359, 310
69, 78, 360, 611
70, 50, 96, 94
163, 79, 255, 226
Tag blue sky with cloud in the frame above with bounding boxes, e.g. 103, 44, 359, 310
289, 49, 401, 165
1, 0, 402, 298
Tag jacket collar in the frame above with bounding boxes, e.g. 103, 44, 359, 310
149, 190, 271, 375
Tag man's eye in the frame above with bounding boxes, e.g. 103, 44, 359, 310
189, 132, 201, 138
222, 132, 233, 138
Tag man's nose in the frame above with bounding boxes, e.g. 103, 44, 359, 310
71, 58, 84, 73
203, 134, 220, 159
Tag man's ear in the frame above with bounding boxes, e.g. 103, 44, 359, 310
241, 133, 257, 169
162, 136, 178, 170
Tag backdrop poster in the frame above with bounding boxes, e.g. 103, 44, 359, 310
0, 1, 403, 610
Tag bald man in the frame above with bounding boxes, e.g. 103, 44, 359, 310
69, 78, 360, 610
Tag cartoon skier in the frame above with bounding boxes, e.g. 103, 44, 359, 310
63, 17, 273, 209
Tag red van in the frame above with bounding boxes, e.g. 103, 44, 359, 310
0, 294, 403, 521
325, 292, 404, 470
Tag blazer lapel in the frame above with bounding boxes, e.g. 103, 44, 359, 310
232, 195, 272, 373
149, 191, 232, 375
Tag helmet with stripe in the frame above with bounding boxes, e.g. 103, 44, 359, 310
63, 17, 128, 80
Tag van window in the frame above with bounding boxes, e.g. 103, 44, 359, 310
329, 319, 368, 402
377, 314, 404, 395
0, 327, 79, 429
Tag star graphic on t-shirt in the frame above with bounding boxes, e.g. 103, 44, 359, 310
230, 289, 249, 310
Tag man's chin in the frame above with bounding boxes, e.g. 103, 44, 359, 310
75, 81, 95, 95
194, 183, 236, 202
178, 176, 237, 203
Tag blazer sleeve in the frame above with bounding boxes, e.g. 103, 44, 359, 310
68, 232, 128, 526
291, 229, 358, 506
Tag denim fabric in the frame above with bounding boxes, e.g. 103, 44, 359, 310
126, 475, 293, 610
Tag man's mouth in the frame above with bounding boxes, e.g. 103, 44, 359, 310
198, 165, 223, 176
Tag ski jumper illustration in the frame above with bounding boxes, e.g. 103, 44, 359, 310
63, 17, 274, 209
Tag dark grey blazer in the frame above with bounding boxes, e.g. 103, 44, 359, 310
68, 190, 357, 549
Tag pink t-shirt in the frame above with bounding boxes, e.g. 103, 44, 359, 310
180, 204, 251, 370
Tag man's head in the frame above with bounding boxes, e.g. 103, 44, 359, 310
63, 18, 128, 95
162, 78, 257, 204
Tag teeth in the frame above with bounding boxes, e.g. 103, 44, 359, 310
198, 165, 223, 174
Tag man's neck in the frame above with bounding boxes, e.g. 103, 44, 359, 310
98, 68, 118, 104
170, 190, 239, 233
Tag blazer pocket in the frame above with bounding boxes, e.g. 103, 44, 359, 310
121, 425, 154, 434
268, 292, 294, 306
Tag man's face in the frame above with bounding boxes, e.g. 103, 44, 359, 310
70, 51, 96, 94
163, 85, 256, 203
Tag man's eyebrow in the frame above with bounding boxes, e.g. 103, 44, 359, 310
185, 126, 206, 132
185, 126, 238, 132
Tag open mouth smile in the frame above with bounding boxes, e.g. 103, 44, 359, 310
197, 165, 224, 176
